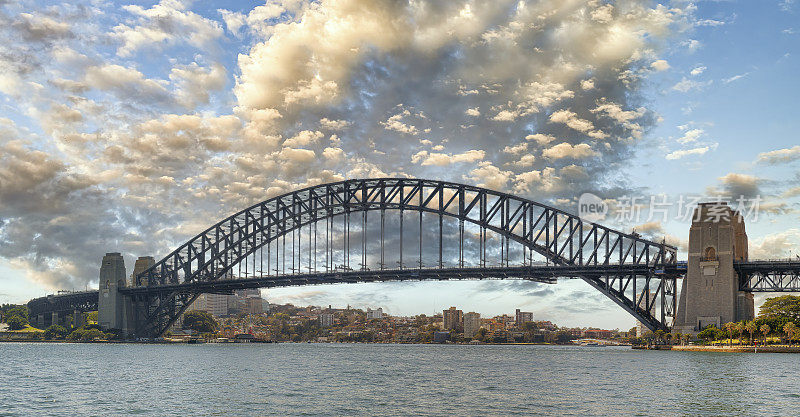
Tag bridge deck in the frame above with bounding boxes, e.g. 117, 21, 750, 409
120, 264, 668, 295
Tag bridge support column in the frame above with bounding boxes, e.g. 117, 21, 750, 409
73, 310, 85, 328
98, 252, 134, 337
674, 202, 754, 334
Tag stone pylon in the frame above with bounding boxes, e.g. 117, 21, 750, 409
130, 256, 155, 287
674, 202, 754, 334
98, 252, 133, 335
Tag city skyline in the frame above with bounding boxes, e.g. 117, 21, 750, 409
1, 0, 799, 330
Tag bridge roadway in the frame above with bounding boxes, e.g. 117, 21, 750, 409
27, 260, 800, 319
120, 263, 667, 295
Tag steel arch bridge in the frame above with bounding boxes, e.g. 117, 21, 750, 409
121, 178, 679, 338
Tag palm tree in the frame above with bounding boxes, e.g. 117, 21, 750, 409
745, 320, 757, 346
681, 333, 690, 346
736, 321, 746, 346
784, 322, 797, 346
654, 329, 665, 346
724, 322, 736, 347
760, 323, 771, 345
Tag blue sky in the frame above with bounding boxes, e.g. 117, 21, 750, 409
0, 0, 798, 329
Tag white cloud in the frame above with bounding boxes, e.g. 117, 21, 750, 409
542, 143, 599, 160
750, 229, 800, 259
492, 109, 518, 122
650, 59, 670, 71
465, 107, 480, 117
723, 73, 749, 83
665, 146, 711, 160
283, 130, 324, 148
677, 128, 704, 144
319, 118, 351, 131
411, 149, 485, 166
502, 143, 528, 155
672, 77, 712, 92
84, 64, 171, 103
465, 162, 513, 190
549, 109, 607, 139
112, 0, 224, 57
169, 63, 227, 109
696, 19, 725, 27
525, 134, 556, 145
756, 145, 800, 164
690, 66, 706, 76
682, 39, 702, 52
381, 110, 420, 135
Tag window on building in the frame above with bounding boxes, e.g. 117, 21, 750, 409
704, 247, 716, 261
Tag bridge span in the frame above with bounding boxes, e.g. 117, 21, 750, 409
25, 178, 800, 339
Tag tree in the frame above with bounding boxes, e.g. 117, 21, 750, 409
735, 321, 746, 346
44, 325, 69, 340
183, 310, 218, 333
784, 322, 798, 346
86, 311, 98, 323
724, 322, 737, 347
2, 305, 29, 330
759, 295, 800, 323
7, 315, 28, 330
6, 305, 29, 321
475, 327, 488, 342
760, 324, 771, 345
67, 327, 111, 341
698, 326, 717, 344
745, 320, 757, 345
654, 329, 665, 345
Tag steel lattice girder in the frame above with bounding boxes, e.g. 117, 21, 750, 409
133, 178, 679, 337
27, 291, 98, 317
737, 261, 800, 291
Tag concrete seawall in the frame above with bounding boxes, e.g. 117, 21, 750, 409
672, 345, 800, 353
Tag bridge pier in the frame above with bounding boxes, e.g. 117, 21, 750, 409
674, 202, 754, 334
97, 252, 135, 337
73, 309, 85, 328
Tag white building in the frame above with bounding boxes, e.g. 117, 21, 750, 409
319, 313, 334, 328
191, 293, 230, 317
366, 308, 383, 319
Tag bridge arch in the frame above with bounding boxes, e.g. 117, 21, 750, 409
131, 178, 677, 338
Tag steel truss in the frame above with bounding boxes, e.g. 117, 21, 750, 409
127, 178, 678, 338
27, 291, 98, 319
737, 261, 800, 292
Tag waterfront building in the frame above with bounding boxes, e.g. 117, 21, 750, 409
515, 309, 533, 326
192, 293, 230, 317
443, 307, 463, 332
463, 312, 481, 338
246, 296, 265, 315
319, 313, 334, 328
366, 307, 383, 320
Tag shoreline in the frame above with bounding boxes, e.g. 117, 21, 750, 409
671, 345, 800, 353
0, 339, 625, 346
